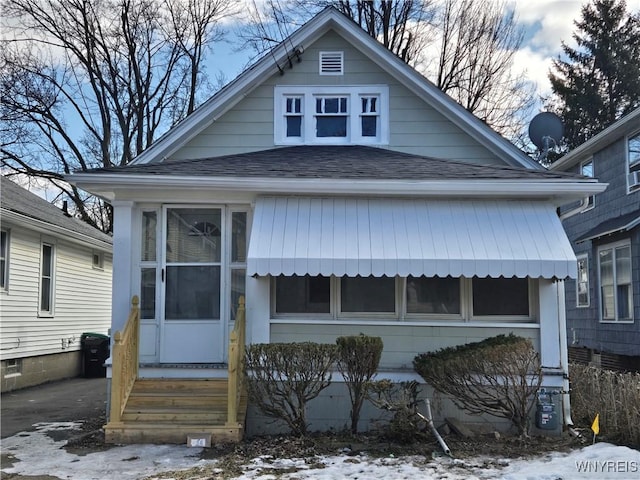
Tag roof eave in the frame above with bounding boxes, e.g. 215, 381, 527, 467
69, 172, 606, 206
550, 108, 640, 171
1, 209, 112, 251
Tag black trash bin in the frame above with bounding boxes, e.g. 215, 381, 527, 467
81, 332, 110, 378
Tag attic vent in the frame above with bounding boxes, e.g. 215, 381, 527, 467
320, 51, 343, 75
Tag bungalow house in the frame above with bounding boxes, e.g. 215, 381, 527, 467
68, 7, 605, 444
549, 108, 640, 372
0, 176, 112, 392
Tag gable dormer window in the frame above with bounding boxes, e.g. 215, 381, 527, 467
628, 131, 640, 193
320, 51, 343, 75
274, 85, 388, 145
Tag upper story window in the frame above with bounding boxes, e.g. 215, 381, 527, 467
275, 85, 389, 145
598, 241, 633, 322
580, 158, 595, 209
0, 229, 8, 290
628, 131, 640, 193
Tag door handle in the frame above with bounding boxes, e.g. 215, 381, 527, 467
161, 268, 165, 282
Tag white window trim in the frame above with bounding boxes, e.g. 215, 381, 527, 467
580, 158, 595, 211
1, 228, 9, 292
274, 85, 389, 146
576, 254, 590, 308
39, 240, 56, 317
597, 240, 634, 323
627, 130, 640, 194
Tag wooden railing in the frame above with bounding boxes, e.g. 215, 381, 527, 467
109, 296, 140, 424
227, 295, 246, 427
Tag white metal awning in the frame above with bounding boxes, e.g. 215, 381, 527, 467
247, 197, 577, 279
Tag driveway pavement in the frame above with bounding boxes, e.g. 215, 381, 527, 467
1, 377, 107, 438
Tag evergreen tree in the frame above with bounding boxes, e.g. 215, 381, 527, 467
548, 0, 640, 150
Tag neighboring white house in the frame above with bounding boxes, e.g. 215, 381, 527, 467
69, 7, 606, 442
0, 176, 113, 392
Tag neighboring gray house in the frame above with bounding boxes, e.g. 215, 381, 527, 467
0, 176, 113, 391
550, 108, 640, 372
69, 7, 604, 444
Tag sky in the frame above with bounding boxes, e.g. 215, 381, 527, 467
2, 421, 639, 479
213, 0, 640, 104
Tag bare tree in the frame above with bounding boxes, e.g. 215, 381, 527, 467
0, 0, 238, 232
427, 0, 536, 141
240, 0, 534, 142
239, 0, 436, 67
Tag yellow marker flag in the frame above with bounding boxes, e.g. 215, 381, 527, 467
591, 413, 600, 435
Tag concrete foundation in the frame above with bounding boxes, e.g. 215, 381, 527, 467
1, 351, 83, 393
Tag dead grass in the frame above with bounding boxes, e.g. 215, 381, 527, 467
569, 363, 640, 448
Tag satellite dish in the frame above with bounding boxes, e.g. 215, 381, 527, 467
528, 112, 564, 151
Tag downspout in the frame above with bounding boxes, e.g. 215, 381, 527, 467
559, 197, 590, 220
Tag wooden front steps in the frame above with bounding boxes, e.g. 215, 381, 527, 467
105, 378, 247, 444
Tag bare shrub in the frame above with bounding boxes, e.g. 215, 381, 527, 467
336, 335, 384, 434
569, 364, 640, 447
244, 342, 337, 436
414, 334, 542, 436
368, 379, 427, 443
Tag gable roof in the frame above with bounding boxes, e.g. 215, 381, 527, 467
73, 146, 604, 205
130, 7, 539, 170
550, 107, 640, 171
1, 176, 112, 249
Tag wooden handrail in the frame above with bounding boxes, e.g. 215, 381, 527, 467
227, 295, 246, 427
109, 296, 140, 424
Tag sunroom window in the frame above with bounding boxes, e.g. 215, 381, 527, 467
273, 275, 532, 322
340, 276, 395, 313
406, 276, 460, 314
472, 277, 529, 316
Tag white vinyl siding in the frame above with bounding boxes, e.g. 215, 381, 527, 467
0, 225, 112, 360
170, 31, 499, 164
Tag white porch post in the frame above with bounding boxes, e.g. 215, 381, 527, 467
538, 279, 561, 370
110, 201, 135, 336
246, 275, 270, 345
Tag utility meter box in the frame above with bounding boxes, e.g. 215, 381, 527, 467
535, 390, 558, 430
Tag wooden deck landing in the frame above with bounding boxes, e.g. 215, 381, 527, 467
104, 378, 247, 444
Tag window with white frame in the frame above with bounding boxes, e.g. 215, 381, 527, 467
140, 210, 158, 320
628, 131, 640, 192
39, 242, 55, 315
580, 159, 595, 208
576, 255, 590, 307
0, 229, 8, 290
273, 275, 532, 321
274, 85, 389, 145
598, 242, 633, 322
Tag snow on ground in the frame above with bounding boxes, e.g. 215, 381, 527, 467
1, 422, 639, 480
